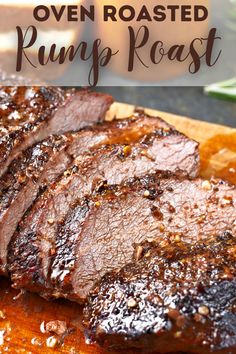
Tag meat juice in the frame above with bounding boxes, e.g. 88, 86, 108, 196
200, 133, 236, 185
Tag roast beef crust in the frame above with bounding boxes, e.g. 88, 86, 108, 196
0, 86, 114, 177
0, 135, 68, 215
0, 87, 66, 174
84, 232, 236, 354
0, 87, 113, 274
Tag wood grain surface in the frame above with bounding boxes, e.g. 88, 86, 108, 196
0, 102, 235, 354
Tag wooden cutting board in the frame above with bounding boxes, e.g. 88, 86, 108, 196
0, 102, 236, 354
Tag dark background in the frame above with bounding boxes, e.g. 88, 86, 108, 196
95, 87, 236, 128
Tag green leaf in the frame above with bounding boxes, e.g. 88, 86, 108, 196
204, 78, 236, 102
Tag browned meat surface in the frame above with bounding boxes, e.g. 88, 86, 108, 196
0, 86, 113, 177
0, 89, 113, 275
0, 135, 72, 275
0, 114, 172, 275
8, 118, 199, 300
9, 173, 236, 304
67, 113, 174, 158
48, 176, 236, 303
84, 233, 236, 354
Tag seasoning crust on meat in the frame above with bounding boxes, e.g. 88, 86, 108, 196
84, 233, 236, 354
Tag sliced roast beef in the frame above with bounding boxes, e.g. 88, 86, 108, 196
47, 175, 236, 303
0, 114, 174, 275
84, 233, 236, 354
0, 135, 71, 274
11, 174, 236, 303
8, 119, 199, 299
0, 86, 113, 177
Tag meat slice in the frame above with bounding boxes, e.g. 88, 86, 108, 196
47, 176, 236, 303
0, 136, 71, 275
9, 171, 236, 304
0, 89, 113, 275
1, 114, 174, 275
8, 118, 199, 298
84, 233, 236, 354
0, 86, 113, 177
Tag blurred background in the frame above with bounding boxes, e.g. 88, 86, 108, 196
95, 87, 236, 127
61, 0, 236, 86
0, 0, 235, 86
